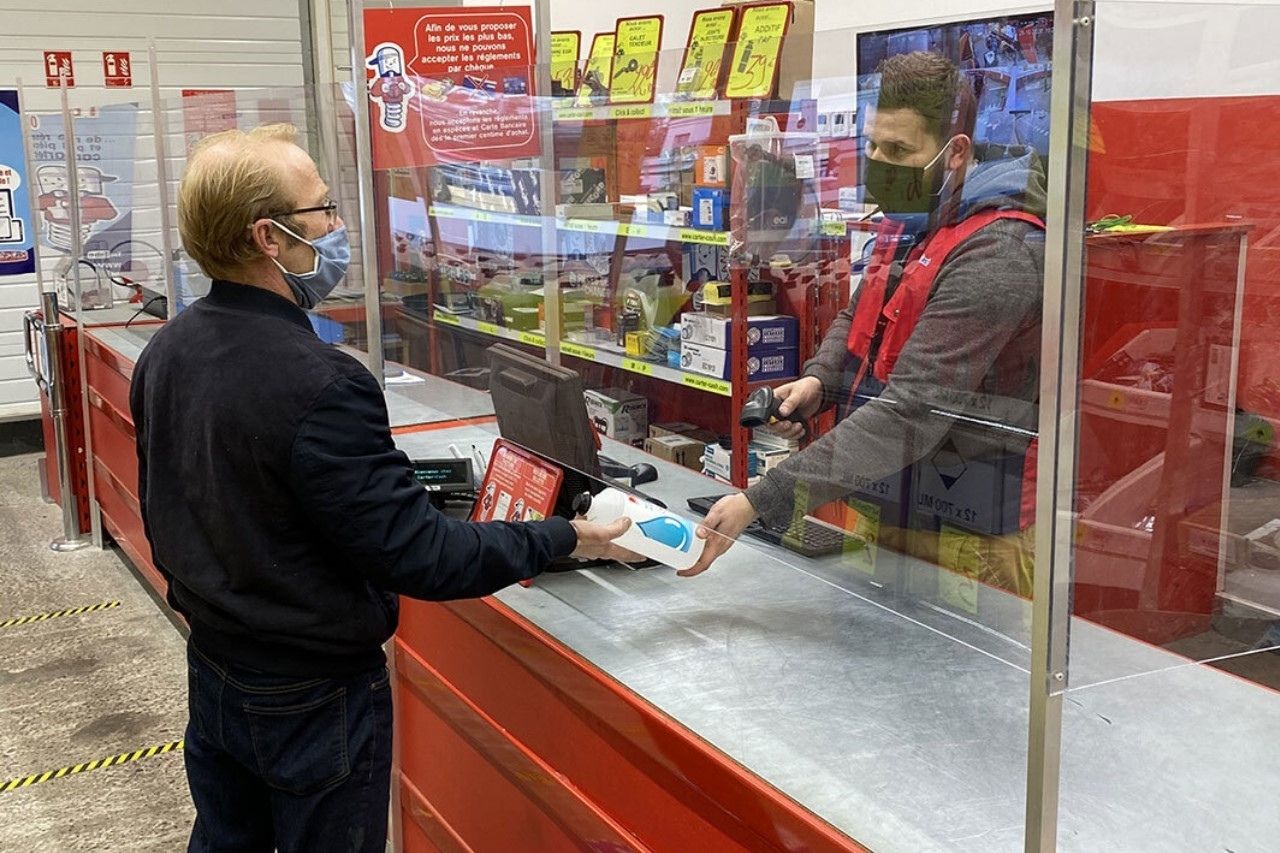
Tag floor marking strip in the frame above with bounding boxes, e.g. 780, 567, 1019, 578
1, 739, 184, 793
0, 600, 121, 629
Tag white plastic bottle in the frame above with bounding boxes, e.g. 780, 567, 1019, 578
573, 488, 705, 571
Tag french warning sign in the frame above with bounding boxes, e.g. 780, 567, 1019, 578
363, 6, 538, 169
43, 51, 74, 88
103, 52, 132, 88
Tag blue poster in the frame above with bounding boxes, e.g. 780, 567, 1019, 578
0, 90, 35, 277
27, 103, 138, 284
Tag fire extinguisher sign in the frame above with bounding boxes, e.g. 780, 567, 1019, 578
103, 52, 132, 88
43, 51, 74, 88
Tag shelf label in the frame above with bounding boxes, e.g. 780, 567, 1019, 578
680, 229, 729, 246
609, 104, 653, 120
681, 373, 732, 395
554, 107, 596, 121
667, 101, 721, 118
560, 341, 597, 361
434, 311, 461, 326
517, 331, 545, 347
562, 218, 605, 234
475, 321, 502, 337
622, 358, 654, 376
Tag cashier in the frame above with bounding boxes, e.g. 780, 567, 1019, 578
686, 51, 1047, 582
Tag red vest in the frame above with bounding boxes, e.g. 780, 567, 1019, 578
844, 209, 1046, 529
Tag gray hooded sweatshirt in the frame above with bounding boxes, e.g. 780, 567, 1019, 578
744, 146, 1049, 529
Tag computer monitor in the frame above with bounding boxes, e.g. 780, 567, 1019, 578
486, 344, 658, 510
487, 343, 602, 480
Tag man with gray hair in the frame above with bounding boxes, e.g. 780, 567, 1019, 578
130, 124, 634, 852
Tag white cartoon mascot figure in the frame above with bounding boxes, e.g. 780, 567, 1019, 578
367, 43, 415, 132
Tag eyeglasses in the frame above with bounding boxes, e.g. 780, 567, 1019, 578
270, 200, 339, 224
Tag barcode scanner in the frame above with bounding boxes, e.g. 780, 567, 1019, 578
740, 386, 810, 440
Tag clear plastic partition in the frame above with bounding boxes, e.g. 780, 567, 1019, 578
28, 86, 161, 331
154, 87, 321, 320
1053, 2, 1280, 850
1058, 0, 1280, 689
358, 9, 1058, 848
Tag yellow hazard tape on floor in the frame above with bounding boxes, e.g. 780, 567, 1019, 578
1, 739, 184, 793
0, 600, 121, 629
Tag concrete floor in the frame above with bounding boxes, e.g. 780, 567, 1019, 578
0, 452, 193, 851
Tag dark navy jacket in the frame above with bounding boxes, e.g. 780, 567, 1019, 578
130, 280, 576, 676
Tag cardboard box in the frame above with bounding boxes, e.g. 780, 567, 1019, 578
684, 243, 729, 284
584, 387, 649, 447
702, 441, 763, 481
650, 422, 719, 444
681, 341, 798, 382
644, 434, 708, 471
558, 158, 609, 205
681, 313, 798, 351
721, 0, 815, 101
692, 187, 728, 230
695, 144, 728, 186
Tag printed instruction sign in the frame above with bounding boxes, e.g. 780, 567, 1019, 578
363, 6, 538, 170
0, 90, 35, 276
609, 16, 663, 105
469, 439, 564, 523
724, 2, 791, 99
676, 8, 735, 100
181, 90, 238, 154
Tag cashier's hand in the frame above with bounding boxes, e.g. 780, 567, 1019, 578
681, 493, 759, 577
770, 376, 824, 441
570, 517, 644, 563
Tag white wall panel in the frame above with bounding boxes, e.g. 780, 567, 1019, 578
0, 0, 307, 415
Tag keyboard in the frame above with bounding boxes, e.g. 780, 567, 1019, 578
686, 495, 864, 558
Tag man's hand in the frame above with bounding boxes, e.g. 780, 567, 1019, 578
680, 493, 759, 577
769, 376, 824, 441
569, 517, 644, 563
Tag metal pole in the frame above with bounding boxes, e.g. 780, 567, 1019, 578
308, 0, 344, 210
40, 291, 91, 551
1025, 2, 1095, 850
60, 78, 104, 548
534, 0, 561, 365
148, 41, 178, 319
346, 0, 385, 385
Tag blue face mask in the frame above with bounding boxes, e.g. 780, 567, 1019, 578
269, 221, 351, 310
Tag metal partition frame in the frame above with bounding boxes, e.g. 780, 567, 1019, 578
1024, 1, 1095, 849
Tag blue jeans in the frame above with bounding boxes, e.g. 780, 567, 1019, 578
184, 642, 393, 853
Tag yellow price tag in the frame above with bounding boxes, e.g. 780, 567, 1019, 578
475, 321, 502, 337
676, 9, 735, 100
561, 341, 596, 361
681, 373, 731, 395
610, 17, 663, 105
434, 311, 461, 326
725, 3, 790, 99
576, 33, 616, 107
622, 358, 654, 376
550, 31, 581, 93
518, 332, 545, 347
